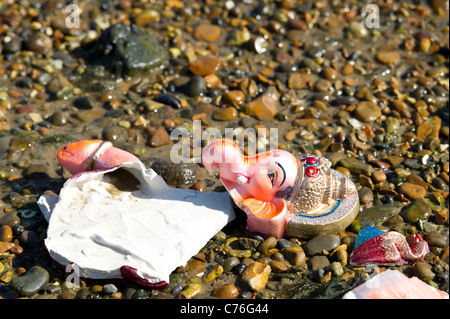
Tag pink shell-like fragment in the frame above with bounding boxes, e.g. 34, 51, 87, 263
349, 232, 429, 266
343, 270, 448, 299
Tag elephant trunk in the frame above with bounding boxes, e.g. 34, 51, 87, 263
202, 139, 250, 205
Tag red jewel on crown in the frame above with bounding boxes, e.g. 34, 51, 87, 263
305, 166, 318, 177
306, 157, 317, 165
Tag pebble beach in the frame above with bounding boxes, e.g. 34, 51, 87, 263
0, 0, 448, 300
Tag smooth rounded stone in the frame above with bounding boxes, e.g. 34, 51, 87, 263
193, 24, 221, 42
281, 245, 306, 265
102, 126, 121, 142
213, 284, 239, 299
185, 76, 206, 97
432, 177, 449, 191
0, 213, 21, 227
376, 51, 401, 65
10, 266, 50, 297
0, 225, 13, 242
401, 199, 432, 223
223, 90, 245, 107
406, 174, 428, 189
391, 99, 411, 118
321, 67, 338, 81
350, 203, 403, 232
417, 116, 441, 142
372, 170, 386, 183
26, 34, 53, 54
399, 182, 427, 200
0, 241, 14, 253
101, 283, 118, 294
242, 89, 279, 121
355, 101, 382, 123
20, 230, 41, 247
314, 79, 331, 92
414, 262, 435, 282
349, 21, 369, 38
178, 283, 203, 299
73, 96, 94, 110
288, 72, 313, 89
88, 23, 169, 76
358, 187, 373, 205
240, 262, 271, 291
339, 157, 374, 176
305, 234, 340, 256
185, 259, 206, 276
189, 56, 220, 76
203, 265, 223, 283
329, 261, 344, 277
425, 231, 447, 248
148, 126, 170, 147
212, 107, 238, 121
270, 260, 291, 273
277, 238, 295, 249
51, 111, 67, 126
222, 257, 240, 273
258, 236, 277, 254
310, 255, 330, 271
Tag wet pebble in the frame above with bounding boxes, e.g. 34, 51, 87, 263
185, 76, 206, 97
355, 101, 382, 123
222, 257, 240, 273
212, 107, 238, 121
281, 245, 306, 265
178, 283, 202, 299
310, 255, 330, 271
413, 262, 435, 282
148, 126, 170, 147
401, 199, 432, 223
305, 234, 340, 256
240, 262, 271, 291
10, 266, 50, 297
376, 51, 401, 65
189, 56, 220, 76
102, 283, 118, 294
0, 213, 21, 227
193, 24, 221, 42
0, 225, 13, 242
213, 284, 239, 299
26, 34, 53, 54
102, 126, 121, 142
203, 265, 223, 283
399, 182, 427, 200
258, 236, 277, 254
51, 111, 67, 126
425, 232, 446, 248
359, 187, 373, 205
242, 89, 279, 121
349, 21, 369, 38
371, 170, 386, 184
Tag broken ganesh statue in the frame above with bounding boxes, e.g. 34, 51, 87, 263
38, 140, 235, 289
202, 138, 360, 239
